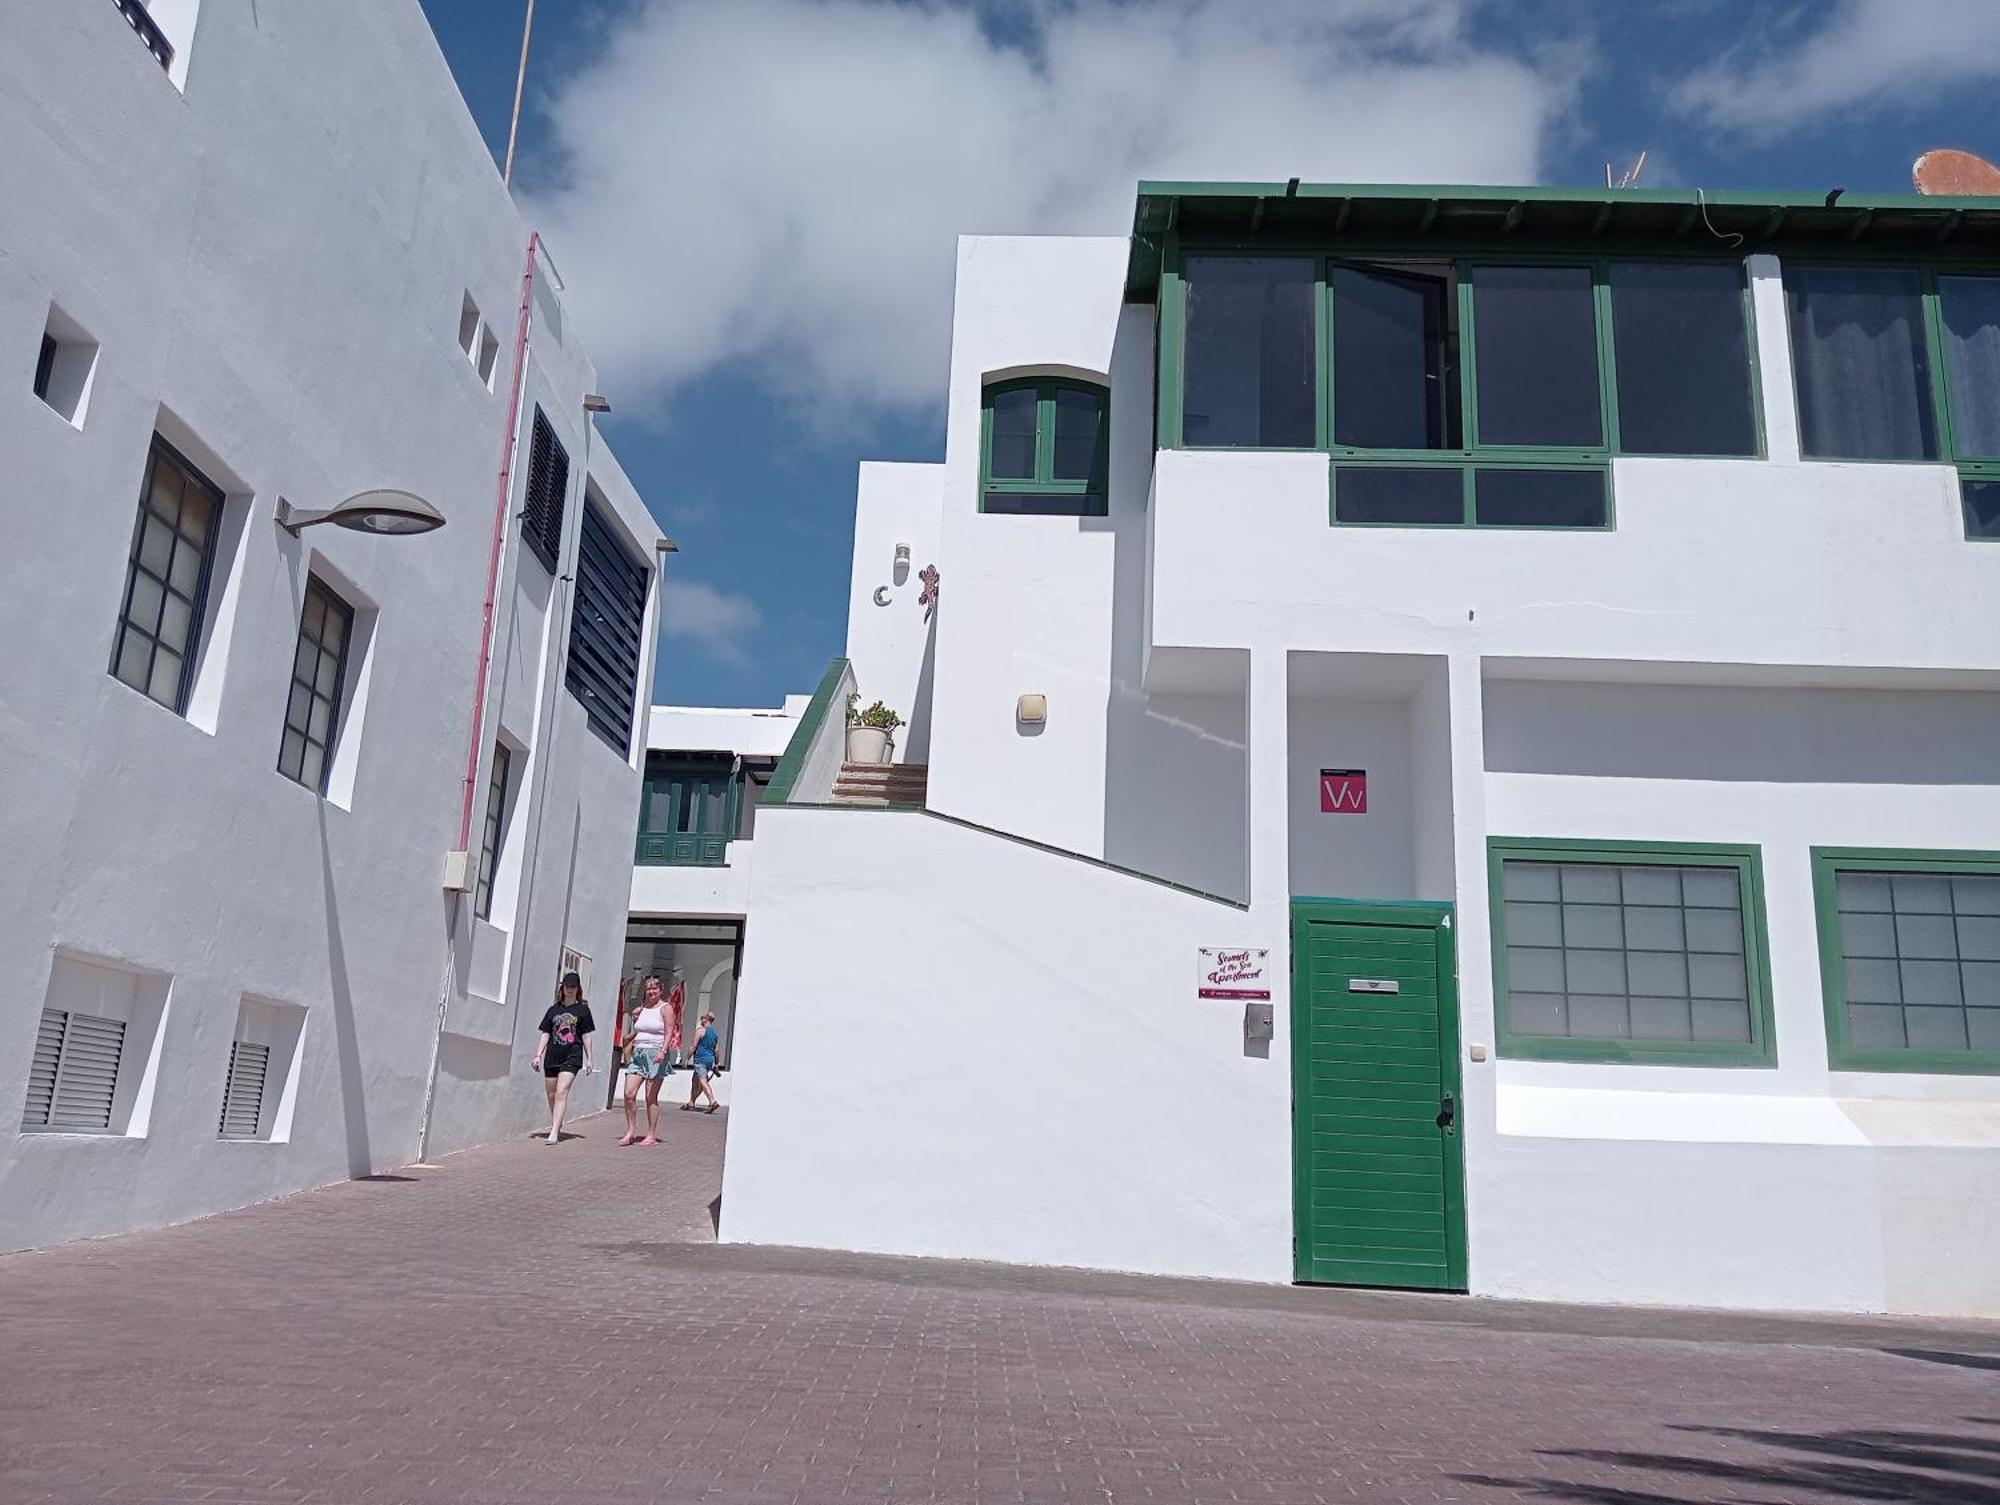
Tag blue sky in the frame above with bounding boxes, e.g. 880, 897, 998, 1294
416, 0, 1999, 710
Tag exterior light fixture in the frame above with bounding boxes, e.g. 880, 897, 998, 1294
584, 393, 611, 413
276, 489, 446, 537
1017, 693, 1048, 725
894, 543, 912, 568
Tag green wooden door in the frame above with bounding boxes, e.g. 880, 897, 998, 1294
1291, 901, 1466, 1291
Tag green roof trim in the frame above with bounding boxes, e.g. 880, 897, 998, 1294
1126, 181, 2000, 299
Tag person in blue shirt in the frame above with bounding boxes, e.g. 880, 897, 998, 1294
681, 1010, 721, 1115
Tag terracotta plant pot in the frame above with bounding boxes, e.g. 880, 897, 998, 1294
846, 726, 893, 764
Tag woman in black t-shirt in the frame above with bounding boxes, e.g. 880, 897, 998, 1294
533, 972, 595, 1145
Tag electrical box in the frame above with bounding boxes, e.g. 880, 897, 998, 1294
1243, 1001, 1274, 1045
441, 848, 473, 894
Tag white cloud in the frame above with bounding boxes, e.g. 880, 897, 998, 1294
523, 0, 1566, 419
1672, 0, 2000, 141
660, 578, 762, 664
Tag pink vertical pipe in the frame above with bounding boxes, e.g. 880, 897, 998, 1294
458, 230, 540, 851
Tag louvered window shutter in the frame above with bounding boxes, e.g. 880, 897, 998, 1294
23, 1008, 65, 1127
218, 1039, 270, 1139
49, 1013, 126, 1132
520, 407, 569, 571
563, 501, 649, 752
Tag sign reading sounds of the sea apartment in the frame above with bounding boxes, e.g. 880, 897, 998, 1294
1198, 948, 1271, 1001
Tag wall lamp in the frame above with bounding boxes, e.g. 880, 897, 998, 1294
584, 393, 611, 413
276, 489, 446, 537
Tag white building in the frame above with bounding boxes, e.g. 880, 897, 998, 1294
2, 2, 665, 1249
720, 183, 2000, 1317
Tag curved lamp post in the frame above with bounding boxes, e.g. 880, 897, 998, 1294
276, 489, 446, 537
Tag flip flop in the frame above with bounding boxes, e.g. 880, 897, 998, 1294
617, 1132, 638, 1147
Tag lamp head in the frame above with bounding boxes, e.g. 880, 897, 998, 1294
277, 490, 445, 537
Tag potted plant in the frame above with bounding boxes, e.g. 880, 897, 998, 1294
844, 693, 904, 765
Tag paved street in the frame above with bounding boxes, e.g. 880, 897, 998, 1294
4, 1111, 1998, 1505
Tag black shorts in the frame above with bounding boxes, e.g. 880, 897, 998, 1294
543, 1059, 582, 1079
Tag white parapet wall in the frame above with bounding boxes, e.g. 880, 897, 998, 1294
720, 805, 1295, 1283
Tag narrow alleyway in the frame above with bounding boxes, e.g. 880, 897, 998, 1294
3, 1108, 1996, 1504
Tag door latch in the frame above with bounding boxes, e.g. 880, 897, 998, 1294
1437, 1091, 1457, 1131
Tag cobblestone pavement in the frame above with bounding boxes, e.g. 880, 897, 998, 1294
5, 1108, 1999, 1505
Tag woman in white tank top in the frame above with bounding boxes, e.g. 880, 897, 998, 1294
618, 973, 678, 1146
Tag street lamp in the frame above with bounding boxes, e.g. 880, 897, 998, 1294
275, 489, 447, 537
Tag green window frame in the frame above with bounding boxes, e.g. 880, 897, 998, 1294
1158, 241, 1767, 532
1811, 848, 2000, 1074
636, 755, 739, 867
1487, 838, 1777, 1066
1784, 261, 2000, 540
979, 376, 1108, 516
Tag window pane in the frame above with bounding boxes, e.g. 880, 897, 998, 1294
1963, 479, 2000, 540
1787, 265, 1937, 460
1473, 468, 1606, 527
1331, 263, 1458, 449
1834, 864, 2000, 1055
1472, 265, 1602, 447
1610, 262, 1757, 456
983, 490, 1105, 517
1501, 856, 1755, 1049
1939, 274, 2000, 458
147, 648, 183, 706
1334, 466, 1462, 525
987, 387, 1037, 479
1182, 256, 1315, 447
1051, 388, 1104, 481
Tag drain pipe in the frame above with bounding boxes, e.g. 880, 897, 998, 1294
414, 229, 541, 1165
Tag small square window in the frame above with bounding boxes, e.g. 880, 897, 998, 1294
458, 293, 481, 360
477, 324, 500, 389
475, 743, 512, 919
32, 306, 100, 427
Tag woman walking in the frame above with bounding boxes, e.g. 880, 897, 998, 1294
533, 971, 595, 1145
618, 973, 675, 1146
683, 1010, 722, 1114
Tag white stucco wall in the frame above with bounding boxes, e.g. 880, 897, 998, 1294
721, 807, 1293, 1281
1, 2, 659, 1248
846, 463, 943, 762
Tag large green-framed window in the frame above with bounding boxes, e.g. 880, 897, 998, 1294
1812, 848, 2000, 1073
1488, 838, 1776, 1065
980, 377, 1108, 516
1785, 264, 2000, 539
1163, 248, 1762, 531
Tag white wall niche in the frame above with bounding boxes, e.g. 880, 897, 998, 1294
217, 995, 307, 1143
457, 293, 481, 361
477, 324, 500, 390
33, 303, 99, 428
23, 950, 172, 1138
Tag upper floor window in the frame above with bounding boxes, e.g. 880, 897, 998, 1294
110, 437, 222, 715
520, 407, 569, 571
564, 499, 648, 753
980, 377, 1108, 516
277, 576, 354, 795
637, 755, 735, 866
1787, 265, 2000, 537
1173, 252, 1759, 531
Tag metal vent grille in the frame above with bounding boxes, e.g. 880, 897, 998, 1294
32, 1012, 127, 1132
218, 1039, 270, 1139
23, 1009, 66, 1128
